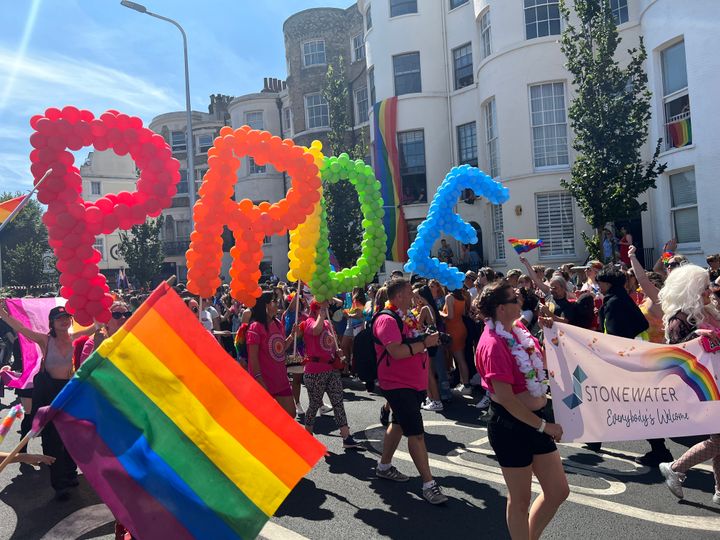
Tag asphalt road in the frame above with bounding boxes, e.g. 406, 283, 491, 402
1, 380, 719, 540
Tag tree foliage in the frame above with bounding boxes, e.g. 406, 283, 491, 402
559, 0, 667, 258
0, 192, 51, 286
117, 217, 165, 288
322, 56, 367, 269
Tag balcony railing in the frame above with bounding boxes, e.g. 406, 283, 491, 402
163, 240, 190, 256
665, 110, 692, 150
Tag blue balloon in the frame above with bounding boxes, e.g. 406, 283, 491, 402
403, 165, 510, 289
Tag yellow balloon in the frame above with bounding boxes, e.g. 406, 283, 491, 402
287, 140, 324, 283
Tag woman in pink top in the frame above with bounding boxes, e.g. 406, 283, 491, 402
475, 282, 568, 540
247, 290, 295, 417
300, 300, 360, 449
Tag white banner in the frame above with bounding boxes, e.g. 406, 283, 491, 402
544, 323, 720, 442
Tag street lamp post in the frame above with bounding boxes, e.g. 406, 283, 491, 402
120, 0, 196, 230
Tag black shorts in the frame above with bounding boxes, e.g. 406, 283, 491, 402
487, 401, 557, 468
383, 388, 426, 437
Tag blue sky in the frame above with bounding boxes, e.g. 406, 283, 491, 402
0, 0, 352, 194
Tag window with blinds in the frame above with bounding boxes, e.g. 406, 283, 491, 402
535, 192, 575, 257
669, 169, 699, 244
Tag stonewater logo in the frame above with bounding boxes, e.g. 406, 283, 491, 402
562, 365, 587, 410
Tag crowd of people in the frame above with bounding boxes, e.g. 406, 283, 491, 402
2, 240, 720, 539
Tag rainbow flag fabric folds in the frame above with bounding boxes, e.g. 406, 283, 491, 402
33, 282, 326, 540
0, 195, 26, 225
509, 238, 544, 254
668, 117, 692, 148
373, 97, 409, 262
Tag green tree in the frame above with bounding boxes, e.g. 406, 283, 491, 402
560, 0, 667, 259
117, 217, 165, 288
4, 241, 48, 287
322, 57, 368, 268
0, 192, 51, 286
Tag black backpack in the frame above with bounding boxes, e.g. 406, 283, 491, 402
353, 310, 404, 391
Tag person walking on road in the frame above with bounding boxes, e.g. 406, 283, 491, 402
372, 278, 447, 505
475, 282, 568, 539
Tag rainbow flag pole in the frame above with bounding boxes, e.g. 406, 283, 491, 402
18, 279, 325, 539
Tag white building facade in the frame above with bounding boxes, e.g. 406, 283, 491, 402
226, 80, 292, 281
149, 96, 231, 282
359, 0, 719, 271
79, 150, 136, 279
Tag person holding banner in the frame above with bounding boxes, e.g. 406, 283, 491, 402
0, 302, 95, 499
657, 264, 720, 503
475, 282, 568, 539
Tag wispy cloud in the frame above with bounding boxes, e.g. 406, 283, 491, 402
0, 47, 182, 114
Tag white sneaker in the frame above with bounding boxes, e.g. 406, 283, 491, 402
713, 491, 720, 505
319, 403, 333, 415
475, 394, 491, 409
659, 462, 685, 499
455, 384, 473, 396
422, 400, 444, 412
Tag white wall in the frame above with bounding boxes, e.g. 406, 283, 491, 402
228, 94, 291, 280
80, 150, 138, 273
641, 0, 720, 264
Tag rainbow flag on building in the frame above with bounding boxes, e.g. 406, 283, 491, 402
373, 97, 409, 262
668, 117, 692, 148
32, 282, 326, 540
508, 238, 544, 254
0, 195, 27, 227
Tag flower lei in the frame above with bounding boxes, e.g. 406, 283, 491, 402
488, 319, 549, 397
385, 301, 422, 337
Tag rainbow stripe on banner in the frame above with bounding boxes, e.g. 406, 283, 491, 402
643, 347, 720, 402
508, 238, 544, 255
668, 117, 692, 148
33, 282, 326, 540
373, 97, 409, 262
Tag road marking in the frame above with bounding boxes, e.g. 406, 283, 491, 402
260, 521, 311, 539
37, 503, 308, 540
364, 420, 720, 532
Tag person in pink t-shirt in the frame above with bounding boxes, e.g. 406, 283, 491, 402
372, 278, 447, 505
474, 281, 567, 540
299, 300, 361, 450
246, 290, 294, 417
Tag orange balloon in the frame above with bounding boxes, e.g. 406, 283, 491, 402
186, 127, 321, 305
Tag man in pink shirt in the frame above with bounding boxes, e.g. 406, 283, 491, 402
373, 278, 447, 505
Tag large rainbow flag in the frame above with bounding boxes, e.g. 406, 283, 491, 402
373, 97, 409, 262
32, 282, 326, 540
0, 195, 26, 226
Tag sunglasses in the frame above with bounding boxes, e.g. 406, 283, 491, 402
191, 307, 199, 313
667, 261, 682, 269
111, 311, 133, 320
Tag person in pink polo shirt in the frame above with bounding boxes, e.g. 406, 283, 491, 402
372, 278, 446, 505
247, 290, 295, 417
475, 281, 567, 539
299, 300, 361, 450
